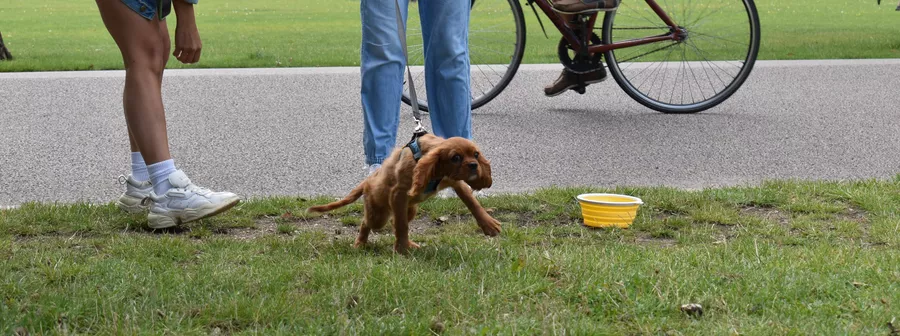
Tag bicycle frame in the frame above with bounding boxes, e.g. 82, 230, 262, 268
529, 0, 683, 55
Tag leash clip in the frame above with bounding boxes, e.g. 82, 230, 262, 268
412, 120, 428, 136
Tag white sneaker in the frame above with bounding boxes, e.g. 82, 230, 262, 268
146, 170, 241, 229
366, 163, 381, 177
436, 186, 488, 199
116, 174, 152, 213
437, 188, 457, 199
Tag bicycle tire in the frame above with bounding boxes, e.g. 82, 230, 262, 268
401, 0, 527, 113
602, 0, 761, 114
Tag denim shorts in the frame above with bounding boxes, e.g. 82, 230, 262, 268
120, 0, 198, 20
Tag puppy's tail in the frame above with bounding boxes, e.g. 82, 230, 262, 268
307, 182, 365, 213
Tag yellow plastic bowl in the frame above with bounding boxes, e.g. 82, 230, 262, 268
576, 193, 644, 228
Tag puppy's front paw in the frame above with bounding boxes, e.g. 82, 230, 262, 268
478, 216, 502, 237
393, 240, 421, 254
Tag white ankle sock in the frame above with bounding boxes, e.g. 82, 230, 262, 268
147, 159, 177, 195
130, 152, 150, 182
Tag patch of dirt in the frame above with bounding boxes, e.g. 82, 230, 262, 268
740, 206, 790, 227
842, 206, 875, 245
843, 206, 868, 222
635, 236, 676, 247
207, 206, 584, 241
213, 213, 449, 241
227, 217, 280, 241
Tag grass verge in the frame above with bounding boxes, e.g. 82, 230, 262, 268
2, 177, 900, 334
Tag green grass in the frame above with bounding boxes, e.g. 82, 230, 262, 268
2, 177, 900, 334
1, 0, 899, 72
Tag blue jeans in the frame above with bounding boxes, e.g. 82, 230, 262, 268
360, 0, 472, 165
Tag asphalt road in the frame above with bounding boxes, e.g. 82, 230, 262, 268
2, 59, 899, 207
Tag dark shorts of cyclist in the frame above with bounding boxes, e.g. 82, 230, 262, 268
544, 0, 619, 97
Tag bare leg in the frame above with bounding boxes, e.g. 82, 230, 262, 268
96, 0, 172, 164
99, 0, 239, 228
128, 129, 140, 153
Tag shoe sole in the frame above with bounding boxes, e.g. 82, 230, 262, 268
147, 197, 241, 229
117, 195, 150, 214
117, 201, 149, 214
545, 76, 608, 97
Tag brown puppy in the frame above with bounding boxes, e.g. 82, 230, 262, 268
307, 134, 501, 254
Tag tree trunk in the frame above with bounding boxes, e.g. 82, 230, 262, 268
0, 31, 12, 61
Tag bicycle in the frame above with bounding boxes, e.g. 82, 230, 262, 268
402, 0, 760, 114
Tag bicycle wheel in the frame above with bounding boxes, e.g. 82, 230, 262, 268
601, 0, 760, 114
401, 0, 526, 113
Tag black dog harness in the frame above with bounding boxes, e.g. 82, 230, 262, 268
404, 130, 441, 194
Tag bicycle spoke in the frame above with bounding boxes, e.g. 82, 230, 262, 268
686, 0, 731, 29
469, 44, 515, 57
674, 44, 686, 104
661, 0, 675, 23
619, 43, 679, 86
685, 39, 730, 87
687, 38, 723, 98
474, 65, 497, 94
691, 32, 747, 47
686, 46, 707, 102
616, 41, 679, 64
688, 28, 749, 42
469, 35, 516, 46
690, 16, 750, 31
690, 40, 743, 77
609, 26, 670, 30
620, 1, 667, 30
642, 44, 678, 99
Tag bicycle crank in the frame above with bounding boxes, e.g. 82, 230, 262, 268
557, 32, 604, 74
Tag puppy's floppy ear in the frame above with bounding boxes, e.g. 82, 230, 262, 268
409, 145, 445, 196
468, 150, 492, 190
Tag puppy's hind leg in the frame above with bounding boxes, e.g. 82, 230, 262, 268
404, 205, 420, 249
390, 189, 419, 254
355, 225, 372, 248
355, 199, 389, 248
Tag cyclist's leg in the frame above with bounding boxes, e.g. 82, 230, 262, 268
360, 0, 409, 168
543, 13, 607, 96
419, 0, 472, 140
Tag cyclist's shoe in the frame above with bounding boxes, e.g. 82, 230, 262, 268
544, 67, 607, 97
146, 170, 241, 229
116, 174, 153, 213
551, 0, 620, 14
